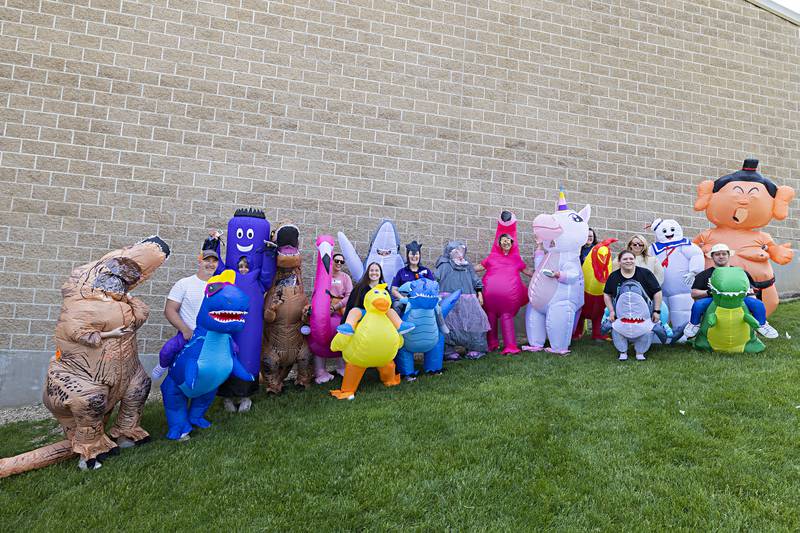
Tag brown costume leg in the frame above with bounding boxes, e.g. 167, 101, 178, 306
43, 370, 117, 460
108, 363, 151, 443
264, 349, 284, 394
294, 345, 312, 389
762, 286, 778, 317
330, 363, 366, 399
377, 361, 401, 387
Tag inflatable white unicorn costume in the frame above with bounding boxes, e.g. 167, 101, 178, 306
648, 218, 704, 335
523, 190, 588, 355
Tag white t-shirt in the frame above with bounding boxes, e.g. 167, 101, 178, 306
167, 275, 207, 331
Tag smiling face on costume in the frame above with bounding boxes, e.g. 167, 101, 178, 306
226, 209, 270, 271
652, 219, 684, 243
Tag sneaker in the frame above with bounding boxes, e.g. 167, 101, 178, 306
223, 398, 237, 413
444, 351, 460, 361
403, 375, 417, 383
635, 353, 646, 361
683, 323, 700, 338
465, 351, 485, 360
238, 397, 252, 412
757, 322, 779, 339
618, 353, 628, 361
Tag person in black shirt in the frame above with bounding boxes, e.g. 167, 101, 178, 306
682, 243, 777, 339
603, 250, 662, 323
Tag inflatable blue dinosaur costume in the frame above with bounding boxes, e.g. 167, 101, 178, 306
394, 278, 460, 378
159, 270, 254, 440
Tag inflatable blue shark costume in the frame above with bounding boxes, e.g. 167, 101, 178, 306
338, 219, 405, 285
159, 270, 254, 440
394, 278, 460, 379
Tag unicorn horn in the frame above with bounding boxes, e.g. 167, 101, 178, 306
557, 188, 569, 211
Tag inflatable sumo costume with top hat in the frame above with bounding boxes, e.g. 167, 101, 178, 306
693, 159, 795, 316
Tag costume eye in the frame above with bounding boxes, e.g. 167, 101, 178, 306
748, 186, 759, 195
236, 228, 244, 239
247, 228, 254, 239
206, 283, 224, 297
373, 290, 379, 294
733, 185, 745, 194
569, 213, 583, 223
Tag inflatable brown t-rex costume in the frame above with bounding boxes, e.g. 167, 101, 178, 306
0, 237, 170, 477
261, 224, 312, 394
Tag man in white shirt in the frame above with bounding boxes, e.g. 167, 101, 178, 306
152, 246, 220, 381
165, 248, 220, 340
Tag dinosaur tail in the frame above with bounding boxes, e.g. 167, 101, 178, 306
0, 440, 75, 479
440, 289, 462, 318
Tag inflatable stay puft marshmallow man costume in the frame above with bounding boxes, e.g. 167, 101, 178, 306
523, 190, 588, 355
648, 217, 704, 336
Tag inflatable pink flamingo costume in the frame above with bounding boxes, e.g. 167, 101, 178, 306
523, 190, 589, 355
480, 211, 529, 354
308, 235, 344, 383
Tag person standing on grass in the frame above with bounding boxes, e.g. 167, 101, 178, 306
604, 250, 662, 361
152, 238, 220, 382
681, 243, 778, 340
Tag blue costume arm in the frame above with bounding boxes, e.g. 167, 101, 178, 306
440, 289, 461, 318
435, 304, 450, 336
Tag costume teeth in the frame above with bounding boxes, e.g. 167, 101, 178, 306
209, 310, 247, 323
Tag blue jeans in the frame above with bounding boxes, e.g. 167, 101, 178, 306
690, 297, 766, 326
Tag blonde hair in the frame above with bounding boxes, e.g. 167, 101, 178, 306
626, 234, 649, 259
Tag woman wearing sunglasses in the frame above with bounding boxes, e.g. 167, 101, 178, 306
329, 253, 353, 316
625, 234, 664, 285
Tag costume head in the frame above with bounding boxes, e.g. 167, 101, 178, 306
532, 191, 591, 252
364, 283, 392, 313
273, 221, 301, 269
695, 159, 795, 229
364, 219, 404, 284
709, 267, 750, 309
196, 270, 249, 334
70, 236, 171, 300
650, 218, 685, 244
225, 208, 270, 271
400, 278, 440, 310
611, 282, 654, 339
439, 240, 468, 267
489, 211, 522, 257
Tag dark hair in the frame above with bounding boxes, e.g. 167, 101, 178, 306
333, 253, 344, 262
617, 249, 635, 262
587, 228, 598, 246
341, 262, 384, 322
238, 256, 249, 267
498, 233, 513, 243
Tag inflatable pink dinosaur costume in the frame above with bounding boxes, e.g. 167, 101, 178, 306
523, 191, 589, 355
480, 211, 529, 354
308, 235, 344, 383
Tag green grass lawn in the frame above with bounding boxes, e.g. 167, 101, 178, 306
2, 301, 799, 530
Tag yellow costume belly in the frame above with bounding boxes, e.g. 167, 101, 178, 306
707, 307, 749, 352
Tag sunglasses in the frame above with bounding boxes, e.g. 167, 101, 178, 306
630, 243, 644, 247
333, 259, 345, 264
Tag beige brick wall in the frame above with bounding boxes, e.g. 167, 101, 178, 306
0, 0, 798, 356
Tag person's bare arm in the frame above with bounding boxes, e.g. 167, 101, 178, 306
165, 299, 192, 340
691, 288, 709, 300
604, 293, 615, 322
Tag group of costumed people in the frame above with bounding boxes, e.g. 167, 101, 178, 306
0, 159, 795, 478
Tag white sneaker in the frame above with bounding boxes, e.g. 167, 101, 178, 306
683, 323, 700, 338
757, 322, 779, 339
223, 398, 236, 413
618, 353, 628, 361
635, 353, 646, 361
238, 397, 252, 412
